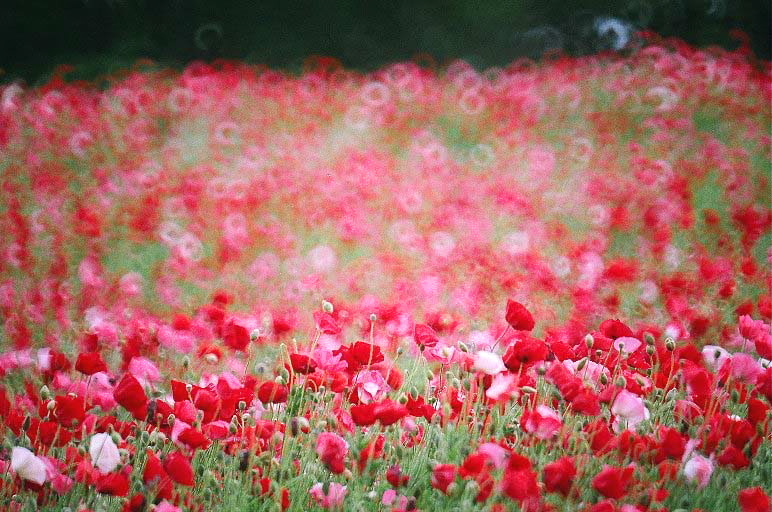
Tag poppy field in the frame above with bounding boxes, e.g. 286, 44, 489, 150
0, 35, 771, 511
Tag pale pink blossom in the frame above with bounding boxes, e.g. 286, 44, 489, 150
128, 357, 161, 386
310, 482, 348, 508
478, 442, 509, 469
353, 370, 391, 404
485, 373, 516, 401
702, 345, 731, 372
41, 457, 74, 494
563, 359, 610, 390
683, 454, 714, 489
424, 343, 461, 365
611, 390, 650, 432
155, 501, 183, 512
473, 350, 506, 375
613, 336, 642, 353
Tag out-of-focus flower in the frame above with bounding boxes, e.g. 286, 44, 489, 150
474, 350, 506, 375
682, 454, 713, 489
310, 482, 347, 509
11, 447, 47, 485
592, 465, 634, 499
738, 487, 771, 512
316, 432, 349, 474
542, 456, 577, 496
521, 405, 563, 439
431, 464, 456, 494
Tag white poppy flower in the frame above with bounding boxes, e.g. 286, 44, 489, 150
11, 447, 47, 485
89, 433, 121, 473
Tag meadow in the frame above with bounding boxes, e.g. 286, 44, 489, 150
0, 34, 770, 511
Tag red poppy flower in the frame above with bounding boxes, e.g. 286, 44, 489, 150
431, 464, 456, 494
222, 320, 250, 351
172, 313, 192, 330
113, 373, 148, 419
289, 353, 317, 374
571, 390, 601, 415
44, 394, 86, 429
373, 399, 409, 426
46, 350, 72, 374
599, 319, 634, 339
75, 352, 108, 375
386, 464, 410, 487
96, 469, 130, 496
123, 494, 146, 512
178, 427, 212, 451
505, 300, 535, 331
656, 427, 686, 461
405, 395, 436, 421
459, 453, 491, 479
738, 487, 771, 512
414, 323, 440, 349
143, 451, 172, 500
592, 465, 634, 500
717, 444, 750, 469
358, 434, 385, 471
350, 341, 384, 366
163, 451, 195, 486
257, 381, 289, 404
350, 403, 376, 426
543, 456, 576, 496
502, 467, 540, 502
503, 337, 549, 371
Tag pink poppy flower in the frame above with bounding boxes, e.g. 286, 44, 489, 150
310, 482, 347, 508
611, 390, 650, 432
